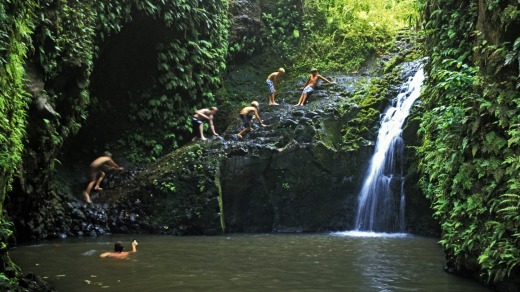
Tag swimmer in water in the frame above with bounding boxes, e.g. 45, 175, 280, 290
100, 240, 138, 259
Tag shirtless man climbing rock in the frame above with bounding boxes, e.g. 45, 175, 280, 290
83, 152, 124, 204
295, 68, 335, 106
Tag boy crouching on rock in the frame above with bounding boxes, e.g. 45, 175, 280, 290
237, 101, 266, 139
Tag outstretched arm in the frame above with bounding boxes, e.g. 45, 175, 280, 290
318, 75, 335, 84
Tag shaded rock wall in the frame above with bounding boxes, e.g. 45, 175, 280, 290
100, 97, 373, 235
219, 104, 372, 232
91, 53, 436, 236
5, 0, 229, 241
5, 19, 437, 240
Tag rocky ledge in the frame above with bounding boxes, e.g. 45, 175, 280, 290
65, 57, 435, 237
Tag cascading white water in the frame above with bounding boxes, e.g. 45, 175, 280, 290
355, 66, 425, 232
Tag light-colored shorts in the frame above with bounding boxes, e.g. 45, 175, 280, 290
266, 79, 275, 94
302, 85, 314, 94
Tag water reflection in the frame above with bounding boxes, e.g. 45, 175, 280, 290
332, 231, 409, 238
10, 234, 489, 291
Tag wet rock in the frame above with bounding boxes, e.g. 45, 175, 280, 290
291, 110, 305, 117
298, 117, 313, 125
4, 267, 16, 278
274, 225, 303, 233
7, 31, 437, 240
228, 0, 265, 59
294, 125, 315, 143
280, 119, 298, 128
18, 273, 54, 291
306, 110, 319, 117
71, 208, 86, 220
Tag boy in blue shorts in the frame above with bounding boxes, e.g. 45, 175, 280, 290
295, 68, 335, 106
266, 68, 285, 105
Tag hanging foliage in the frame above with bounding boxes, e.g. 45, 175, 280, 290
1, 0, 229, 287
418, 0, 520, 286
0, 1, 38, 288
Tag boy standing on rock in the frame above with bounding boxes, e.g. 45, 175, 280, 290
266, 68, 285, 105
237, 101, 266, 139
295, 68, 335, 106
83, 152, 124, 204
192, 107, 219, 141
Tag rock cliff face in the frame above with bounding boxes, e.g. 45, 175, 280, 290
92, 81, 375, 235
6, 17, 437, 239
80, 55, 436, 236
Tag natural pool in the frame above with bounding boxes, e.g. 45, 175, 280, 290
10, 233, 489, 291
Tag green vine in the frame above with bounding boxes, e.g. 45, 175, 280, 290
102, 0, 229, 164
293, 0, 419, 73
0, 1, 37, 288
418, 0, 520, 285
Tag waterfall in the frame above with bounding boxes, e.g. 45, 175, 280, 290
354, 66, 425, 232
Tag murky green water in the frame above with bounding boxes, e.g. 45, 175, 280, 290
10, 233, 489, 291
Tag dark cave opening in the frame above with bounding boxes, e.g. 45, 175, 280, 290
58, 14, 173, 198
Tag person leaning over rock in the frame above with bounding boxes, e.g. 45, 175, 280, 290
237, 101, 266, 139
295, 68, 335, 106
100, 240, 138, 259
83, 151, 124, 204
192, 107, 219, 141
266, 67, 285, 106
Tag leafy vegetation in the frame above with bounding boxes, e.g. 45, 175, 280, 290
141, 142, 225, 234
260, 0, 420, 73
337, 75, 399, 151
418, 0, 520, 285
1, 0, 229, 287
105, 0, 229, 164
3, 0, 520, 289
0, 1, 38, 288
333, 40, 422, 151
0, 1, 35, 202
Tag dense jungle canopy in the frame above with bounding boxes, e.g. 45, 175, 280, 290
1, 0, 519, 290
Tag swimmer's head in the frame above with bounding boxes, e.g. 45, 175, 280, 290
210, 106, 218, 112
114, 241, 124, 253
103, 151, 113, 157
278, 68, 285, 74
251, 101, 259, 107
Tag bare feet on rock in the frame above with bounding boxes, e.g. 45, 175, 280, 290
83, 191, 92, 204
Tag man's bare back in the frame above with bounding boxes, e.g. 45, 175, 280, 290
90, 156, 115, 170
267, 72, 282, 83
